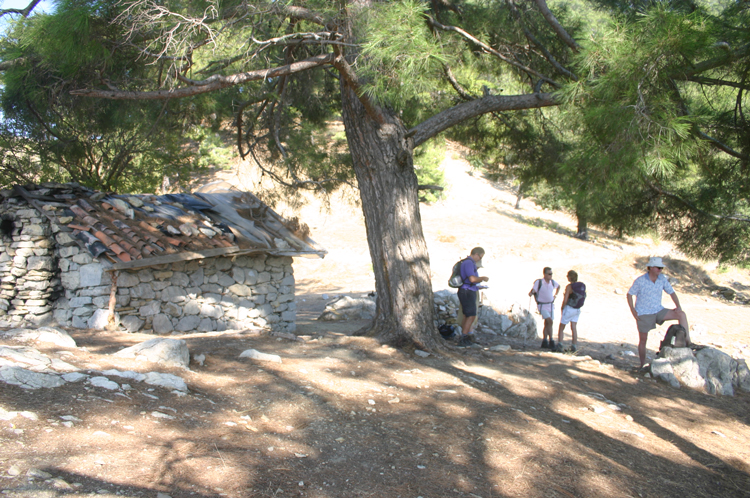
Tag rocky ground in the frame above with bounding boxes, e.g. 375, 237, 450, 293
1, 144, 750, 498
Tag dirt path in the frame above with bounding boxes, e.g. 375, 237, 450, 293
289, 144, 750, 363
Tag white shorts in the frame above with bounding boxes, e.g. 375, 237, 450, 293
539, 304, 554, 321
560, 305, 581, 325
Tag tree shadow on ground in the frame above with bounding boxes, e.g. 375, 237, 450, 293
2, 329, 749, 498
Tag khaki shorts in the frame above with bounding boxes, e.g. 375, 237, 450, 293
636, 308, 670, 334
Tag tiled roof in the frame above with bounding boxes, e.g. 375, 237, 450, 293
3, 181, 326, 268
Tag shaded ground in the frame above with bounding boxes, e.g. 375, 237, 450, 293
2, 144, 750, 497
2, 327, 749, 498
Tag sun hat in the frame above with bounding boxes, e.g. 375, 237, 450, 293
647, 257, 665, 268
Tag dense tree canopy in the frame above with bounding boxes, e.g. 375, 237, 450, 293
1, 0, 748, 348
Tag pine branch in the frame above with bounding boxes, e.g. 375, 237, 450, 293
0, 0, 42, 18
531, 0, 581, 53
685, 76, 750, 91
70, 54, 335, 100
332, 52, 386, 125
645, 176, 750, 223
427, 16, 561, 89
409, 93, 558, 147
506, 0, 577, 81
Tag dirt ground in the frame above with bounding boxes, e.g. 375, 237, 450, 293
2, 145, 750, 498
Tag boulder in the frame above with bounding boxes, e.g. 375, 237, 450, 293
318, 295, 376, 321
114, 338, 190, 369
695, 347, 737, 396
0, 366, 65, 389
88, 309, 119, 330
659, 347, 704, 389
654, 346, 750, 395
1, 327, 76, 348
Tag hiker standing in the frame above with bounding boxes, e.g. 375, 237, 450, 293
627, 257, 690, 369
529, 267, 560, 349
457, 247, 489, 347
555, 270, 585, 352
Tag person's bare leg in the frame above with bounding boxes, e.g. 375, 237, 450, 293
557, 323, 566, 344
663, 309, 691, 344
638, 331, 649, 367
570, 321, 578, 346
544, 318, 553, 341
461, 315, 475, 337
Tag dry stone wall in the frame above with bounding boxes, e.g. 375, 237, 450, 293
0, 202, 63, 327
1, 199, 297, 333
53, 254, 296, 334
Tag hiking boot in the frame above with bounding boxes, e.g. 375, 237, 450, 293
549, 340, 556, 350
458, 335, 472, 347
553, 343, 564, 352
541, 338, 549, 349
569, 344, 578, 353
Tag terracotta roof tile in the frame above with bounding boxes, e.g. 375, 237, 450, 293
4, 181, 326, 266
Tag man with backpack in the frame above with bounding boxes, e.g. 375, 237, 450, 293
455, 247, 489, 347
554, 270, 585, 352
529, 267, 560, 349
627, 257, 690, 369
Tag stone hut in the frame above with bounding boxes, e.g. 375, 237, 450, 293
0, 181, 325, 334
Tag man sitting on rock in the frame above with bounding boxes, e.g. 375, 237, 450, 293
627, 257, 690, 369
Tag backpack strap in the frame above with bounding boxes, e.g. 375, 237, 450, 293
534, 279, 555, 305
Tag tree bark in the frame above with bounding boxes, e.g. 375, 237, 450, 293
340, 82, 439, 350
575, 208, 588, 240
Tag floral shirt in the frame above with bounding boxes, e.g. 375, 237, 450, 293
628, 273, 674, 315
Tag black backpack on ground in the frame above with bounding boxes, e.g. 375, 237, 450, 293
439, 324, 458, 339
567, 282, 587, 309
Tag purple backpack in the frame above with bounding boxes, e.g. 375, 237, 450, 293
568, 282, 586, 309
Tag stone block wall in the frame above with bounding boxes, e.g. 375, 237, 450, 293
0, 202, 63, 327
52, 253, 296, 334
2, 199, 297, 333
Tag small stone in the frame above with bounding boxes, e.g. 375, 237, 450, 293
50, 478, 73, 490
26, 468, 52, 479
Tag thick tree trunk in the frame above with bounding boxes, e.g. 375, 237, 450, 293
575, 208, 589, 240
340, 84, 438, 350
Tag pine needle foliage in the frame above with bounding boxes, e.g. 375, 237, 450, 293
359, 0, 451, 109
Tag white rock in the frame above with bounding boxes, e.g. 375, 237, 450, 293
62, 372, 88, 383
114, 338, 190, 369
101, 369, 146, 381
414, 350, 430, 358
0, 366, 65, 389
143, 372, 188, 392
239, 349, 282, 363
151, 411, 176, 420
88, 309, 119, 330
88, 376, 120, 390
490, 344, 511, 352
27, 468, 52, 479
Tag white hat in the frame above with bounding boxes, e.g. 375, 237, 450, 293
647, 257, 665, 268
